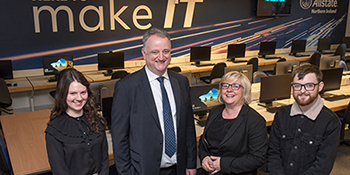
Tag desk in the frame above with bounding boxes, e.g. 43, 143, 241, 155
0, 110, 114, 175
2, 84, 350, 175
0, 110, 51, 175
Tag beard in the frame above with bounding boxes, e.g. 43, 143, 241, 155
293, 91, 318, 106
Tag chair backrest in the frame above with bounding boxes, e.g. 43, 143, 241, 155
111, 70, 129, 80
253, 71, 267, 83
168, 66, 181, 72
344, 102, 350, 124
0, 78, 12, 109
210, 62, 226, 80
308, 51, 321, 67
247, 57, 259, 73
334, 43, 347, 60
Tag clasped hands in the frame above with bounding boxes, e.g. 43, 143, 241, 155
202, 156, 221, 174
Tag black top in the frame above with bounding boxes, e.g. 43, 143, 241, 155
206, 115, 235, 156
45, 113, 109, 175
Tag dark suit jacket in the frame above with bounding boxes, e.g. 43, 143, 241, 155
111, 67, 197, 175
198, 104, 268, 175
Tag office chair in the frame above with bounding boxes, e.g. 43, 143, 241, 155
247, 57, 258, 73
334, 43, 347, 61
0, 78, 12, 115
111, 70, 129, 80
338, 102, 350, 146
199, 62, 226, 84
168, 66, 181, 72
308, 51, 321, 67
253, 71, 267, 83
90, 82, 103, 110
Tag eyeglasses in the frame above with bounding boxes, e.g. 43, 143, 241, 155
221, 83, 243, 91
291, 83, 318, 91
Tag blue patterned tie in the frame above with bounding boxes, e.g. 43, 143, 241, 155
157, 76, 176, 157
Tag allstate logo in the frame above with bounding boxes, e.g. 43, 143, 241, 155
300, 0, 313, 10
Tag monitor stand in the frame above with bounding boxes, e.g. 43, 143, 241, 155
102, 69, 113, 76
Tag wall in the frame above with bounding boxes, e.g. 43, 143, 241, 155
1, 0, 349, 75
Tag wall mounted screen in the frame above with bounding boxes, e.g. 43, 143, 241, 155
257, 0, 291, 17
0, 60, 13, 79
42, 55, 73, 76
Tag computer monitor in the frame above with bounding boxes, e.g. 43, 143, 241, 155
320, 68, 343, 94
319, 56, 340, 70
290, 40, 306, 55
190, 46, 211, 65
101, 97, 113, 129
227, 44, 246, 60
190, 83, 220, 114
259, 74, 292, 107
43, 55, 73, 76
98, 51, 125, 76
317, 38, 331, 52
224, 64, 253, 83
275, 60, 300, 75
258, 41, 276, 58
342, 37, 350, 51
0, 60, 13, 79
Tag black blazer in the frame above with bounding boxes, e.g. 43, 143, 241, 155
111, 67, 197, 175
198, 104, 268, 175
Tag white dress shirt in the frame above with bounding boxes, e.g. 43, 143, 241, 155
145, 66, 177, 168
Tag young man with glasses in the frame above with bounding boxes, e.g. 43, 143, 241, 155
268, 64, 341, 175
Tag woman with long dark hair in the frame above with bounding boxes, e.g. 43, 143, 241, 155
45, 68, 109, 175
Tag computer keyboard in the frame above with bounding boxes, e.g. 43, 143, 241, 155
233, 60, 248, 63
266, 105, 285, 113
264, 56, 281, 60
294, 54, 310, 57
195, 63, 215, 67
323, 94, 350, 101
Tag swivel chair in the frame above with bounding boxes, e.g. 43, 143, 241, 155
264, 57, 286, 75
334, 43, 347, 61
308, 51, 321, 67
0, 78, 12, 115
111, 70, 129, 80
168, 66, 181, 72
247, 57, 258, 73
200, 62, 226, 84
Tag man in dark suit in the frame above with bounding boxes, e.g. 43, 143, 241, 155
111, 28, 197, 175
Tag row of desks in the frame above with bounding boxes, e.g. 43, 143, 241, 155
1, 84, 349, 175
6, 52, 312, 94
